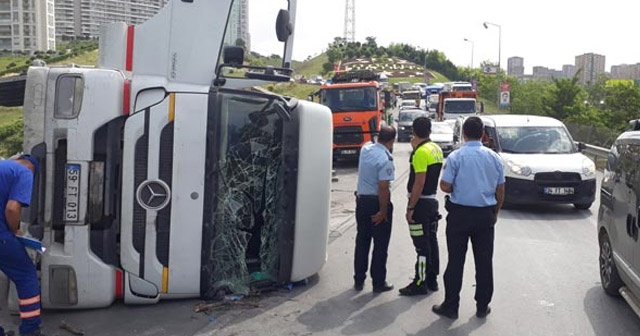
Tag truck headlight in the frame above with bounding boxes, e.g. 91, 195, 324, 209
582, 158, 596, 177
506, 159, 532, 176
399, 126, 406, 130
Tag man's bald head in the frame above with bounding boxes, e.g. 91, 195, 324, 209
378, 125, 396, 145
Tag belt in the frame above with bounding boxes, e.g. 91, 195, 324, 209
356, 194, 378, 200
406, 193, 437, 199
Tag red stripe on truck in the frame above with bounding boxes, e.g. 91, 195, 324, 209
126, 25, 134, 71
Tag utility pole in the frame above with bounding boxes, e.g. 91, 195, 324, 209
344, 0, 355, 43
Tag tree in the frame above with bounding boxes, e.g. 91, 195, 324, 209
544, 74, 587, 120
235, 38, 246, 49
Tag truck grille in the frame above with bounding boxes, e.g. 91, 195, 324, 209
334, 126, 364, 145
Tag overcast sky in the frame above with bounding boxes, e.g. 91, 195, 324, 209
249, 0, 638, 74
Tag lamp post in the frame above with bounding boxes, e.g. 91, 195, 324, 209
463, 38, 474, 69
483, 21, 502, 111
482, 21, 501, 71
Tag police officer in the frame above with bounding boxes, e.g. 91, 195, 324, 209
399, 117, 443, 296
353, 126, 396, 293
0, 155, 44, 336
432, 116, 505, 320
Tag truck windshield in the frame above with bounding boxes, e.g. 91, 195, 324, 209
321, 87, 377, 112
444, 100, 475, 113
497, 126, 576, 154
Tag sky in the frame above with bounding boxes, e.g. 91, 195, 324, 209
249, 0, 639, 74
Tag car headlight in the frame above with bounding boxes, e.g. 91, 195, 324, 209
506, 159, 532, 176
582, 158, 596, 177
399, 126, 406, 130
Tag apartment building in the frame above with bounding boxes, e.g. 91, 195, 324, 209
610, 63, 640, 80
54, 0, 168, 39
0, 0, 55, 53
562, 64, 576, 79
507, 56, 524, 77
575, 53, 606, 85
223, 0, 250, 50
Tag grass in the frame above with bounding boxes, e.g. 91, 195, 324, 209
0, 107, 22, 126
264, 82, 319, 100
390, 71, 449, 85
293, 54, 328, 78
52, 49, 99, 66
0, 57, 29, 71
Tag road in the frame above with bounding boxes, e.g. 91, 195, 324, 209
2, 140, 640, 335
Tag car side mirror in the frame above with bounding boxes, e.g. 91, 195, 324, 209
577, 142, 587, 152
453, 134, 459, 142
307, 95, 314, 102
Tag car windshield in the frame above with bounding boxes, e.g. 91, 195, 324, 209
431, 123, 453, 134
321, 87, 377, 112
497, 126, 576, 154
444, 100, 475, 113
398, 110, 424, 122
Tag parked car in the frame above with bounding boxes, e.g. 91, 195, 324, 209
478, 114, 596, 209
598, 120, 640, 317
430, 121, 454, 156
395, 108, 428, 142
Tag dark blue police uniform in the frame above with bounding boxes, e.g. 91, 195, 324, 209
0, 159, 41, 336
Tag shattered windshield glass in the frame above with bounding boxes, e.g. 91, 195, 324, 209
201, 90, 288, 298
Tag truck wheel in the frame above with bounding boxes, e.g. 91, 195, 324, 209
574, 202, 592, 210
599, 232, 624, 296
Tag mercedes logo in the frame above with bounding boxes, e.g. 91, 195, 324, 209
136, 180, 171, 211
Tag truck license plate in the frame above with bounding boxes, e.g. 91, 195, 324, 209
545, 187, 574, 195
64, 164, 81, 221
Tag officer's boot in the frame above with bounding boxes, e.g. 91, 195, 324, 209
398, 280, 429, 296
426, 274, 439, 291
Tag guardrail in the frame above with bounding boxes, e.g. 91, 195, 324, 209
583, 143, 610, 170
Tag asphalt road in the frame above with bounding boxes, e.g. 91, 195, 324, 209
2, 137, 640, 336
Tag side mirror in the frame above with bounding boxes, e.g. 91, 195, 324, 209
453, 134, 459, 142
394, 118, 399, 122
307, 95, 314, 102
276, 10, 293, 42
577, 142, 587, 152
630, 119, 640, 131
223, 46, 244, 65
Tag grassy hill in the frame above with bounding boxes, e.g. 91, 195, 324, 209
293, 54, 327, 78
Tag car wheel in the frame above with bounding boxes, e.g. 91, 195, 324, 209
574, 202, 592, 210
599, 232, 624, 296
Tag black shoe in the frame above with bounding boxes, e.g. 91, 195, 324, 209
476, 306, 491, 318
427, 280, 439, 292
399, 282, 429, 296
19, 329, 44, 336
372, 282, 394, 293
432, 304, 459, 319
354, 282, 364, 291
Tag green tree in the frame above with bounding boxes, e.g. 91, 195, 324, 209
544, 75, 587, 120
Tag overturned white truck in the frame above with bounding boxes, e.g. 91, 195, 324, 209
19, 0, 332, 309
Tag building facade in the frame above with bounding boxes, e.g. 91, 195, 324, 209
224, 0, 250, 51
507, 56, 524, 77
0, 0, 55, 53
610, 63, 640, 80
562, 64, 576, 79
575, 53, 606, 85
54, 0, 168, 40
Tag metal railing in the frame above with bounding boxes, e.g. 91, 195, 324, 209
583, 143, 610, 171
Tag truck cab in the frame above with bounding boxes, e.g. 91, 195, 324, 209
17, 0, 333, 309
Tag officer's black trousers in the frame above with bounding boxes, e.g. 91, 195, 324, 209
354, 197, 393, 287
409, 198, 440, 284
442, 200, 496, 310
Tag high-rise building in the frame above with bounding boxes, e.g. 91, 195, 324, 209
575, 53, 606, 85
532, 66, 551, 80
611, 63, 640, 80
0, 0, 55, 53
224, 0, 250, 51
54, 0, 168, 40
562, 64, 576, 79
507, 56, 524, 77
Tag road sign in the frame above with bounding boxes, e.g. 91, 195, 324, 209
483, 66, 497, 74
500, 82, 510, 92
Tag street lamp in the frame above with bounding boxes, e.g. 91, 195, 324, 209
463, 38, 474, 69
482, 21, 501, 71
483, 21, 502, 111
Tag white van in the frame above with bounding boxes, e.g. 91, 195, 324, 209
477, 115, 596, 209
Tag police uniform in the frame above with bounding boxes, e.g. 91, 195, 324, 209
401, 140, 443, 295
353, 141, 394, 290
439, 140, 504, 314
0, 159, 42, 336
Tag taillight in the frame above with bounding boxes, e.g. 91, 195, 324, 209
115, 268, 124, 299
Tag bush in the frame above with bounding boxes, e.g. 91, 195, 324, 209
0, 118, 23, 158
